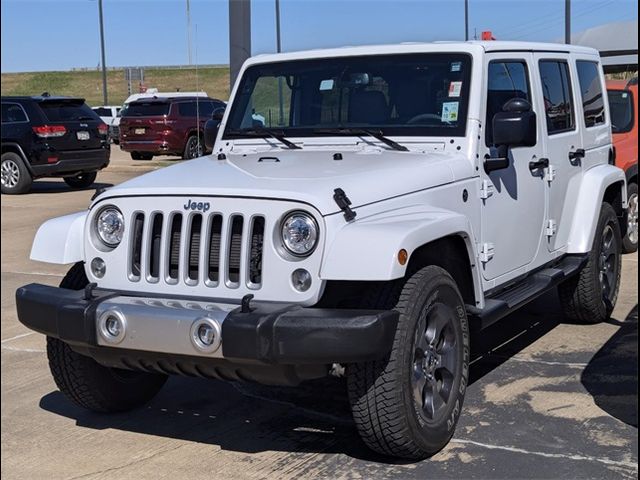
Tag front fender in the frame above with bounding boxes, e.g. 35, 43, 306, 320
30, 211, 87, 264
567, 164, 627, 253
320, 206, 478, 281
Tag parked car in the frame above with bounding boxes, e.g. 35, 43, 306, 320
91, 105, 121, 144
1, 95, 110, 194
113, 91, 211, 147
16, 42, 626, 459
119, 96, 226, 160
607, 77, 638, 253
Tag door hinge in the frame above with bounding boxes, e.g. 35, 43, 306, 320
479, 180, 494, 200
545, 165, 556, 183
479, 243, 495, 263
546, 219, 557, 237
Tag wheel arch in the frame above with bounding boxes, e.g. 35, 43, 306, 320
30, 211, 87, 264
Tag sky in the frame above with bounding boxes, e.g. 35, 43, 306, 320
1, 0, 638, 73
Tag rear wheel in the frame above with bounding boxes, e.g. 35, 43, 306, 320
1, 152, 32, 194
622, 182, 638, 253
63, 171, 97, 189
183, 135, 203, 159
347, 266, 470, 459
559, 202, 622, 323
47, 263, 167, 413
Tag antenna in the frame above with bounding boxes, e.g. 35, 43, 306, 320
186, 0, 193, 65
195, 23, 201, 157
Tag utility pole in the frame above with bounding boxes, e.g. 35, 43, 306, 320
229, 0, 251, 89
98, 0, 108, 104
565, 0, 571, 44
187, 0, 193, 65
464, 0, 469, 41
275, 0, 284, 126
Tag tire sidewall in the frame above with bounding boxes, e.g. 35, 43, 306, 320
398, 272, 470, 451
623, 183, 638, 253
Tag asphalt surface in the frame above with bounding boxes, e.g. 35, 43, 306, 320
1, 148, 638, 479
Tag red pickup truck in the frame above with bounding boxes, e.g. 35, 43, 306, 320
607, 78, 638, 253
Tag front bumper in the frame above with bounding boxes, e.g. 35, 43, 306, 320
15, 283, 398, 383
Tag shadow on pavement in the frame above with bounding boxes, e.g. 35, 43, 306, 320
581, 304, 638, 428
30, 181, 113, 194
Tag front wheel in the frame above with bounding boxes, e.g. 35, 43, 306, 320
47, 263, 167, 412
622, 182, 638, 253
63, 171, 97, 189
347, 266, 470, 459
559, 202, 622, 323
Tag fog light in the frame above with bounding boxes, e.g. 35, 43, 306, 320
190, 318, 222, 353
97, 309, 126, 344
91, 257, 106, 278
291, 269, 312, 292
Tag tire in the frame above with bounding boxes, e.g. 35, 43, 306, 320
622, 182, 638, 254
63, 171, 97, 189
559, 202, 622, 324
347, 266, 470, 459
1, 152, 32, 194
183, 135, 203, 160
47, 262, 167, 413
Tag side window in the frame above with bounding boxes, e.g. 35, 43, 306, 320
1, 103, 28, 123
197, 101, 215, 117
576, 61, 605, 127
608, 89, 634, 133
485, 61, 531, 146
93, 107, 111, 117
539, 60, 575, 134
178, 102, 197, 117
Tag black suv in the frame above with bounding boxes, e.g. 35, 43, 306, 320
1, 96, 110, 194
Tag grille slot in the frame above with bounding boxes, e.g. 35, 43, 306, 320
148, 214, 163, 280
130, 213, 145, 280
227, 216, 244, 285
249, 217, 265, 285
207, 214, 223, 283
188, 214, 202, 281
168, 214, 183, 280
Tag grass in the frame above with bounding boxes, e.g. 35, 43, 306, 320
1, 66, 231, 107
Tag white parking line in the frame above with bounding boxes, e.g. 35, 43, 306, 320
451, 439, 638, 470
1, 332, 34, 344
1, 344, 44, 353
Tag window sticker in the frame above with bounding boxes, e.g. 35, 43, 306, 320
449, 81, 462, 97
451, 61, 462, 72
319, 79, 335, 91
441, 102, 459, 122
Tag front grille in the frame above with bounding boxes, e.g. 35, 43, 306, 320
128, 211, 265, 289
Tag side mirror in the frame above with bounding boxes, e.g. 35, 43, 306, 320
492, 98, 536, 148
204, 108, 225, 150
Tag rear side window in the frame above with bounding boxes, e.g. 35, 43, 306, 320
485, 61, 531, 146
576, 61, 605, 127
178, 102, 197, 117
123, 102, 170, 117
39, 102, 99, 122
608, 89, 634, 133
539, 61, 575, 134
1, 103, 28, 123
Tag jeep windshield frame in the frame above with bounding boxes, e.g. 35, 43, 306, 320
223, 53, 472, 140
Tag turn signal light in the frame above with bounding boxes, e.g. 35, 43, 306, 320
32, 125, 66, 138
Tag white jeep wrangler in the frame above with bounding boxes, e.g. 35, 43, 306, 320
17, 42, 627, 459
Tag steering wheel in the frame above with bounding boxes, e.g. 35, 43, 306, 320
406, 113, 451, 125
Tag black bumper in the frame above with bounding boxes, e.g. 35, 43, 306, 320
30, 148, 110, 177
15, 283, 398, 366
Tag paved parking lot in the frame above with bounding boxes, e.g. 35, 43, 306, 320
1, 148, 638, 479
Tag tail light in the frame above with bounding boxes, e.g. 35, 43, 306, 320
98, 123, 109, 136
33, 125, 66, 138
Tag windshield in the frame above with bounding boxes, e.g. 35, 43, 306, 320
608, 89, 634, 134
224, 53, 472, 138
121, 102, 170, 117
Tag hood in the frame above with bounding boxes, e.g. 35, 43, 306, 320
101, 149, 474, 216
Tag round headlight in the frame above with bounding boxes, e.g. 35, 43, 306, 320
281, 212, 318, 256
95, 207, 124, 247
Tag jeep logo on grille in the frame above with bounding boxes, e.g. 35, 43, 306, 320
184, 199, 210, 212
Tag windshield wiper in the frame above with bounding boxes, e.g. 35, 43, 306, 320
313, 128, 409, 152
229, 127, 301, 150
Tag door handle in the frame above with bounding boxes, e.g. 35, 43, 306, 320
569, 149, 585, 166
529, 158, 549, 171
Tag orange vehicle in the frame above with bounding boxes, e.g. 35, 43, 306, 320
607, 78, 638, 253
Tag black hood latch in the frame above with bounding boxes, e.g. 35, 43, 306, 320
333, 188, 357, 222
